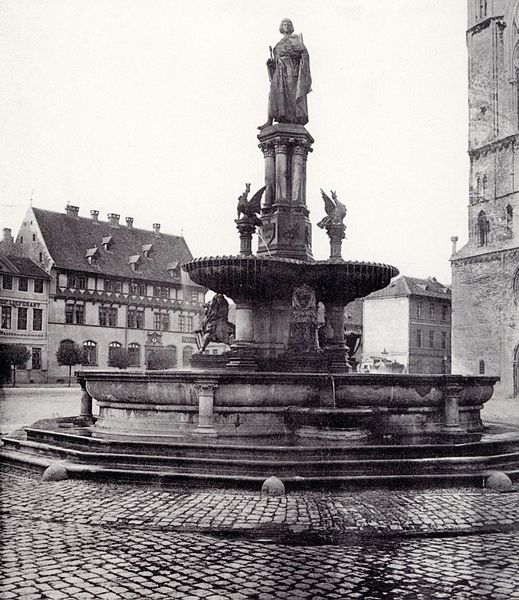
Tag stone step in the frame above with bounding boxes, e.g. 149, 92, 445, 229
3, 437, 519, 478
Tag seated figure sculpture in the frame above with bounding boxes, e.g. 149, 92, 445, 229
195, 294, 235, 353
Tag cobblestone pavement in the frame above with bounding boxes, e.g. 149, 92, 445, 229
1, 468, 519, 598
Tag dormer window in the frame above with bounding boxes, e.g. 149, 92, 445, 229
128, 255, 141, 272
142, 243, 153, 258
85, 246, 99, 264
102, 235, 113, 252
167, 261, 181, 278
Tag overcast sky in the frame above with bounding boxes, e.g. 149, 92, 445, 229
0, 0, 468, 283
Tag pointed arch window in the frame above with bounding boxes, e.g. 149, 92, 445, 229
477, 210, 489, 246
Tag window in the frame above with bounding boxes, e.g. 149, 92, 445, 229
479, 0, 487, 18
153, 285, 169, 299
34, 279, 44, 294
429, 330, 434, 348
482, 174, 487, 197
441, 331, 447, 350
416, 329, 422, 348
429, 304, 435, 320
17, 307, 28, 330
441, 305, 448, 321
477, 211, 489, 246
108, 341, 122, 364
32, 234, 36, 241
127, 308, 144, 329
105, 279, 122, 293
32, 308, 43, 331
182, 346, 193, 367
2, 275, 12, 290
38, 252, 43, 263
1, 306, 12, 329
417, 303, 422, 318
67, 273, 87, 289
18, 277, 28, 292
82, 340, 97, 365
479, 360, 485, 374
186, 315, 194, 333
128, 343, 140, 367
99, 306, 117, 327
31, 348, 42, 370
154, 311, 169, 331
129, 281, 147, 295
506, 204, 513, 230
65, 302, 84, 324
166, 345, 177, 368
179, 314, 186, 332
190, 290, 198, 302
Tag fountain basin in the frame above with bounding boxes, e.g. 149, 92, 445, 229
184, 255, 399, 303
79, 370, 498, 438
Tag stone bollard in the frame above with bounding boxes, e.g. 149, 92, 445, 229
485, 471, 514, 492
41, 462, 69, 482
261, 476, 285, 496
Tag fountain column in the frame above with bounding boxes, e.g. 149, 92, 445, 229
257, 123, 314, 260
227, 301, 258, 369
79, 377, 94, 423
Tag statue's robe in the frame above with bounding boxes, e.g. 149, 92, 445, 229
268, 34, 312, 126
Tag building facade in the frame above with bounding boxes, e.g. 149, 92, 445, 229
451, 0, 519, 397
362, 276, 452, 374
0, 254, 50, 383
13, 205, 206, 382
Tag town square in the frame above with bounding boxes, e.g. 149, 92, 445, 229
1, 1, 519, 598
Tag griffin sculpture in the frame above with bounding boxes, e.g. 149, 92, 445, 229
317, 189, 347, 229
236, 183, 267, 226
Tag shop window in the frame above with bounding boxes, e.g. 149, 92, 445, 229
31, 348, 42, 370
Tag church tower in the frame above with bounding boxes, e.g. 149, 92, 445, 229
451, 0, 519, 398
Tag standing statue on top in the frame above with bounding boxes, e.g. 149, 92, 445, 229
258, 18, 312, 130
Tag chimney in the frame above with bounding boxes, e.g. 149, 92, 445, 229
126, 217, 134, 229
65, 205, 79, 219
2, 228, 13, 244
90, 210, 99, 222
152, 223, 161, 237
450, 235, 458, 254
108, 213, 120, 228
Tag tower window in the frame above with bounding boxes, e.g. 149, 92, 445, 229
477, 210, 489, 246
479, 359, 485, 374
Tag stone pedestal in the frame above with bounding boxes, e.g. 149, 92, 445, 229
257, 124, 314, 260
235, 218, 258, 257
443, 383, 465, 433
79, 378, 94, 424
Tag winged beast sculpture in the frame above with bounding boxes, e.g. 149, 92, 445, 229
236, 183, 267, 226
317, 189, 347, 229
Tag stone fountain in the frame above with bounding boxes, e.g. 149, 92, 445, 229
1, 20, 517, 487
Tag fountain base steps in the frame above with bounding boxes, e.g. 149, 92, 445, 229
2, 418, 519, 488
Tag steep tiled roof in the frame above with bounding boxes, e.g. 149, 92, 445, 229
0, 254, 50, 279
32, 208, 194, 284
367, 276, 451, 300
